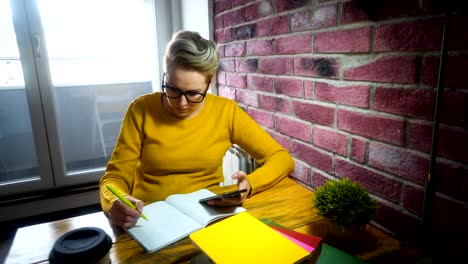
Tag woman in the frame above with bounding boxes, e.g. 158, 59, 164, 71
99, 31, 294, 229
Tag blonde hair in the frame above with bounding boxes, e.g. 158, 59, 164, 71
164, 31, 220, 82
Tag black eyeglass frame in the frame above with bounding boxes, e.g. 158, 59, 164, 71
161, 73, 210, 103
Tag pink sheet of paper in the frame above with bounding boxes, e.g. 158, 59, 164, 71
274, 230, 316, 252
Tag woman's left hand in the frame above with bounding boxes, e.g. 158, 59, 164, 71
207, 171, 251, 206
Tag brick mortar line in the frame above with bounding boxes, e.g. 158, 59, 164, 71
369, 83, 376, 111
369, 13, 447, 26
219, 10, 333, 31
404, 118, 411, 148
221, 49, 468, 62
231, 73, 431, 88
433, 191, 466, 205
369, 221, 397, 238
334, 155, 405, 182
330, 154, 336, 179
371, 194, 419, 219
333, 157, 417, 201
311, 79, 317, 100
218, 11, 446, 35
214, 0, 262, 16
310, 31, 315, 56
310, 167, 336, 180
238, 88, 436, 123
379, 115, 468, 132
217, 24, 370, 44
216, 0, 338, 21
423, 155, 468, 171
249, 92, 297, 102
289, 137, 341, 157
221, 74, 463, 92
220, 51, 468, 60
402, 180, 425, 190
332, 104, 409, 119
363, 138, 370, 165
275, 114, 314, 125
403, 115, 466, 132
251, 107, 444, 165
313, 124, 349, 135
221, 31, 316, 40
224, 75, 466, 91
346, 134, 352, 159
222, 46, 468, 59
337, 0, 343, 25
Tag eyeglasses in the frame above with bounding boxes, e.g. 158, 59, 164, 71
161, 73, 209, 103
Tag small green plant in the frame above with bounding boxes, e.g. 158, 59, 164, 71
313, 178, 378, 227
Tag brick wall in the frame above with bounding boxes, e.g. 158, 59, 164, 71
213, 0, 467, 245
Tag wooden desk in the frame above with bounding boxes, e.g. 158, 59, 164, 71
6, 177, 401, 263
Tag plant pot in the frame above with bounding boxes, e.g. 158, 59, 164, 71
324, 217, 365, 240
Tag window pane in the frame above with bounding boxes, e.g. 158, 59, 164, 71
0, 0, 40, 185
37, 0, 157, 175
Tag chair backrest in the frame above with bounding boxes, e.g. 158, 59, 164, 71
221, 144, 259, 186
93, 88, 135, 157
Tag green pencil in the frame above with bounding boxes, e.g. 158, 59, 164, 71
106, 185, 149, 220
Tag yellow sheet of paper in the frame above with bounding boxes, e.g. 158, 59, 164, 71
190, 212, 310, 264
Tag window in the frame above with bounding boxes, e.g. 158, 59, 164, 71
0, 0, 159, 197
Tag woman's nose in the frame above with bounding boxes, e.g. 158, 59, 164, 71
176, 94, 189, 105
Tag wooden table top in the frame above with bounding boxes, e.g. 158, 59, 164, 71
5, 177, 401, 264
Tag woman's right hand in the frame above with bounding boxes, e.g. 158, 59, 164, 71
108, 195, 144, 229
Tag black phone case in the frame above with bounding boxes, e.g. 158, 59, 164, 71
199, 189, 247, 204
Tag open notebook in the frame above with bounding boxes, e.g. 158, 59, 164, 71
127, 189, 246, 252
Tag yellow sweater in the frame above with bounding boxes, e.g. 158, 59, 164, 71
99, 92, 294, 212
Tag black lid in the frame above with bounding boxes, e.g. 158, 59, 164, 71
49, 227, 112, 264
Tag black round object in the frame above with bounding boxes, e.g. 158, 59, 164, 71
49, 227, 112, 264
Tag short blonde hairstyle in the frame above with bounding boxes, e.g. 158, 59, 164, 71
164, 31, 220, 82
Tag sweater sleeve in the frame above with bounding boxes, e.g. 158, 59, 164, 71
230, 104, 294, 196
99, 98, 145, 213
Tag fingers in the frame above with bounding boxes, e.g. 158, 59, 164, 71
231, 171, 247, 180
208, 172, 251, 207
116, 214, 139, 229
126, 196, 145, 213
119, 199, 141, 218
231, 171, 251, 200
109, 197, 143, 229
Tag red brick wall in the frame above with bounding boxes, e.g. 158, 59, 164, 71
213, 0, 467, 244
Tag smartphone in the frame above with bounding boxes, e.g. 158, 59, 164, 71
199, 189, 248, 204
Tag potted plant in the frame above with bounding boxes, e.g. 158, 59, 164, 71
313, 178, 378, 239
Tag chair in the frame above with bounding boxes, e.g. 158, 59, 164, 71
92, 89, 134, 157
221, 144, 258, 186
